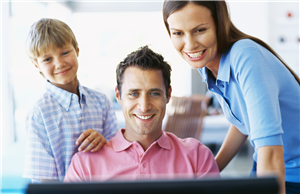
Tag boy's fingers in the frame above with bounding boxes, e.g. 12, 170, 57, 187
76, 129, 92, 145
91, 138, 107, 152
82, 136, 103, 152
78, 135, 96, 151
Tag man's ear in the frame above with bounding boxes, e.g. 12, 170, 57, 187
166, 86, 172, 103
115, 86, 122, 105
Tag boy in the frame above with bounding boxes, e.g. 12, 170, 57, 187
23, 18, 118, 183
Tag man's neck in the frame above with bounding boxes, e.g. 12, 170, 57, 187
123, 129, 163, 151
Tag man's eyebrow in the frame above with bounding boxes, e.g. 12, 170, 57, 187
127, 89, 140, 92
126, 88, 164, 92
149, 88, 164, 92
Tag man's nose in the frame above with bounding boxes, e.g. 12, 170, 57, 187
138, 95, 151, 112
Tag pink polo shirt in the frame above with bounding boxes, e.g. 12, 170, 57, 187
64, 129, 220, 182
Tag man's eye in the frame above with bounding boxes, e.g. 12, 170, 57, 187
151, 92, 160, 96
130, 93, 138, 97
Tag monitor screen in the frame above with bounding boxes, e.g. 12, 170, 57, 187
26, 176, 279, 194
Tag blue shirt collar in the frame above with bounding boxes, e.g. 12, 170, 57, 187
217, 52, 231, 83
45, 80, 87, 111
198, 52, 231, 84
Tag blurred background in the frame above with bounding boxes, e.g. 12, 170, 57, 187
1, 0, 299, 193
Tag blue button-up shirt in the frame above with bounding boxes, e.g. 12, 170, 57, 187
199, 39, 300, 183
23, 81, 118, 182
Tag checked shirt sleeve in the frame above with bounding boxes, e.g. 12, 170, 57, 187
101, 95, 118, 141
23, 107, 58, 181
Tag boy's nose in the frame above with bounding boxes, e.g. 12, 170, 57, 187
55, 58, 66, 68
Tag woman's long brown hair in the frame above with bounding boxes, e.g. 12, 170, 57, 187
163, 1, 300, 84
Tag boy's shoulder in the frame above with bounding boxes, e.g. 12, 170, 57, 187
80, 85, 110, 102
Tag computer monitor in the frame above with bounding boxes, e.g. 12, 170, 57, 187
26, 176, 279, 194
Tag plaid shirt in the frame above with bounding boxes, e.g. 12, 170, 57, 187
23, 81, 118, 182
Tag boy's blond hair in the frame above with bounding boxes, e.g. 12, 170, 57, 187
27, 18, 78, 64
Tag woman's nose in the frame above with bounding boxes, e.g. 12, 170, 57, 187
185, 34, 198, 50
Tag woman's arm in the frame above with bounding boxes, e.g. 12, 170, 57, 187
257, 145, 285, 194
215, 124, 248, 172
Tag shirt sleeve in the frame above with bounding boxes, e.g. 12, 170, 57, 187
23, 107, 58, 181
196, 144, 220, 179
101, 95, 118, 141
233, 45, 284, 148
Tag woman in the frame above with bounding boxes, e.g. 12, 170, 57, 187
163, 1, 300, 194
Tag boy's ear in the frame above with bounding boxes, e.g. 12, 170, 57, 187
76, 47, 80, 57
32, 61, 41, 71
115, 86, 122, 105
166, 86, 172, 104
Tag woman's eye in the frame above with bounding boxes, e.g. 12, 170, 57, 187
196, 28, 206, 33
172, 32, 182, 36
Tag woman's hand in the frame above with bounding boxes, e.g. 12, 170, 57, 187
76, 129, 107, 153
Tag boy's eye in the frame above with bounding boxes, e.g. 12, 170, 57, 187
63, 51, 70, 55
44, 58, 51, 62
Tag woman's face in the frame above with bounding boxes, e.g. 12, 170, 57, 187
167, 3, 219, 70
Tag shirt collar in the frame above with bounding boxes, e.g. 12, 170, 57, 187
112, 129, 171, 152
45, 80, 87, 111
198, 52, 231, 84
216, 52, 231, 83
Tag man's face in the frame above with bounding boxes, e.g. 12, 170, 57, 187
115, 66, 171, 142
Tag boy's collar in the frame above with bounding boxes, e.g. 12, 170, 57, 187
45, 80, 87, 111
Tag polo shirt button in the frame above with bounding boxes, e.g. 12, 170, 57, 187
142, 163, 147, 168
139, 153, 143, 157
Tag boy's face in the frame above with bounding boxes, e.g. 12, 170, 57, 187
34, 43, 79, 90
115, 66, 171, 142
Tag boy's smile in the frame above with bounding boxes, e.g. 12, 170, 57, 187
35, 43, 79, 94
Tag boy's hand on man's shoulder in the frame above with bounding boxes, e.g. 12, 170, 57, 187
76, 129, 107, 153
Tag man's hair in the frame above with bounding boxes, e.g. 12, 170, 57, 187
116, 45, 172, 98
26, 18, 78, 64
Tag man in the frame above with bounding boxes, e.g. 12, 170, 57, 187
64, 46, 220, 182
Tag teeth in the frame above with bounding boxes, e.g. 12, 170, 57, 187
187, 50, 204, 58
136, 115, 153, 120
